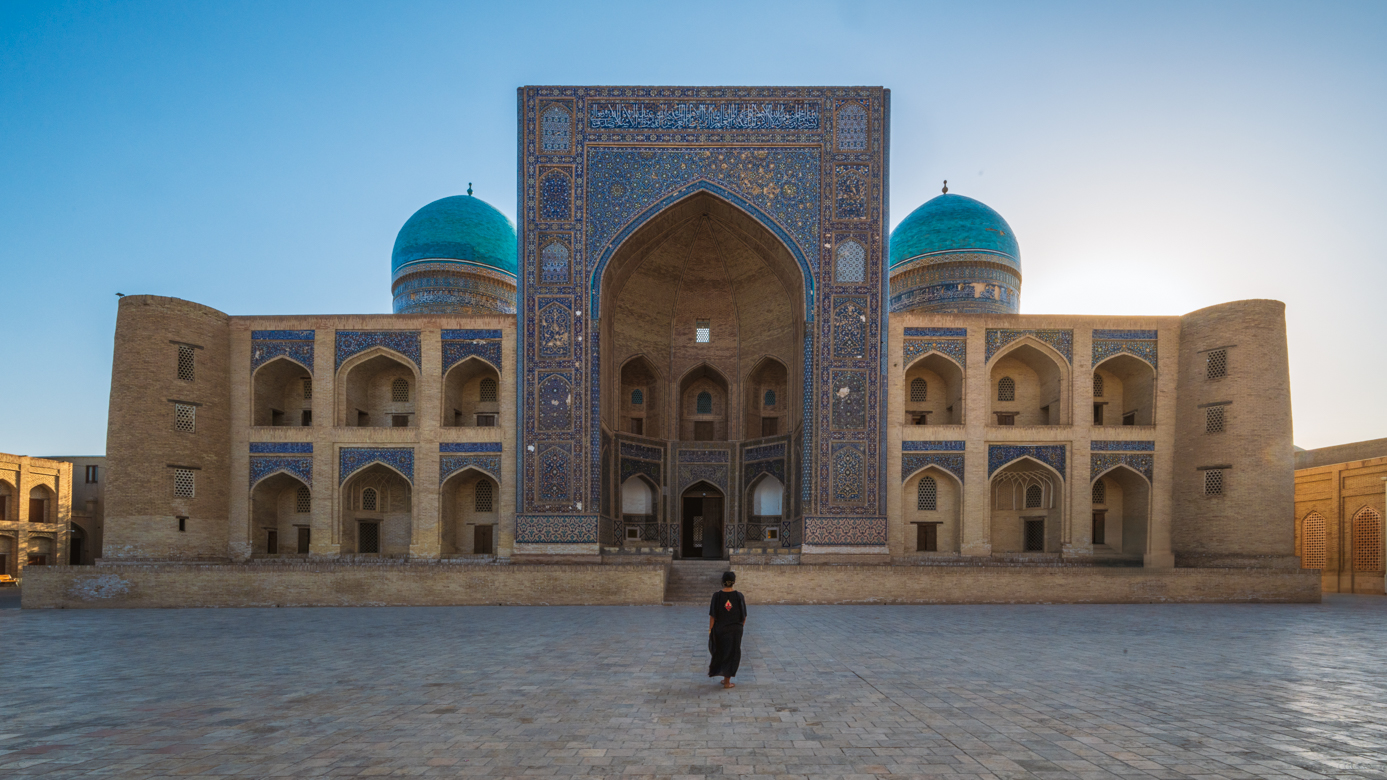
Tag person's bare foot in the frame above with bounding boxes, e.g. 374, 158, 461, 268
722, 680, 735, 688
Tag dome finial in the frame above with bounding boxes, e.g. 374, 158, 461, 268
942, 180, 948, 194
467, 182, 473, 196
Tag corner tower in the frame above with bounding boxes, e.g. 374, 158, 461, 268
391, 192, 518, 315
888, 186, 1020, 314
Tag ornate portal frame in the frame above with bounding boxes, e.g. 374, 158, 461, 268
515, 86, 890, 554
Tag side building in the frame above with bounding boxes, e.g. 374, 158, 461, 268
1294, 438, 1387, 594
0, 454, 73, 579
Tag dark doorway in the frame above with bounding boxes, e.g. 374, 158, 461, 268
29, 498, 44, 523
681, 482, 724, 559
267, 530, 278, 555
358, 522, 380, 554
69, 537, 84, 565
1024, 519, 1046, 552
297, 527, 311, 554
474, 525, 493, 555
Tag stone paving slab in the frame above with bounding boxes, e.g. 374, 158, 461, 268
1, 595, 1385, 778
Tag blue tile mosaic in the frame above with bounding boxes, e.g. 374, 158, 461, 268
834, 165, 869, 220
1093, 338, 1158, 369
678, 463, 728, 491
1093, 329, 1157, 341
249, 442, 313, 454
252, 330, 315, 341
516, 515, 597, 544
536, 373, 573, 431
744, 458, 786, 486
1090, 440, 1155, 452
835, 101, 868, 150
339, 447, 414, 484
335, 331, 421, 370
619, 442, 663, 461
537, 300, 572, 359
540, 104, 572, 151
986, 329, 1073, 364
904, 327, 967, 338
440, 455, 502, 484
831, 444, 865, 502
537, 445, 571, 502
440, 443, 503, 453
903, 338, 966, 368
251, 334, 314, 374
830, 370, 867, 430
442, 329, 504, 340
988, 444, 1066, 478
744, 443, 786, 461
902, 441, 966, 452
1092, 453, 1154, 483
678, 449, 729, 464
442, 339, 502, 373
620, 458, 660, 485
803, 516, 886, 546
539, 168, 572, 221
832, 298, 868, 358
587, 100, 820, 131
249, 457, 312, 488
901, 453, 965, 484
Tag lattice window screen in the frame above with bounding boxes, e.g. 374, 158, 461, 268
1353, 507, 1383, 572
1207, 349, 1227, 379
910, 378, 927, 402
696, 392, 712, 414
1092, 479, 1106, 505
361, 487, 377, 512
835, 240, 865, 283
1025, 484, 1043, 508
916, 476, 937, 511
303, 379, 312, 400
174, 403, 196, 433
998, 376, 1016, 402
1301, 512, 1326, 569
695, 319, 710, 344
177, 345, 195, 381
296, 486, 311, 514
475, 480, 494, 513
763, 390, 776, 408
631, 389, 643, 406
173, 468, 195, 498
1204, 469, 1224, 496
392, 378, 410, 402
1206, 406, 1226, 433
479, 378, 498, 403
1093, 373, 1104, 397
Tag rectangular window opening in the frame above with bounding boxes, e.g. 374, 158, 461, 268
1093, 404, 1104, 425
475, 414, 497, 427
177, 344, 195, 382
1122, 412, 1136, 426
29, 498, 45, 523
177, 516, 187, 532
302, 378, 313, 400
266, 530, 278, 555
391, 414, 410, 428
629, 417, 644, 436
916, 523, 939, 553
356, 410, 368, 427
474, 525, 493, 555
1205, 406, 1225, 434
301, 410, 313, 426
174, 403, 197, 433
995, 413, 1016, 426
1023, 519, 1046, 552
695, 319, 710, 343
85, 465, 99, 483
761, 417, 778, 437
358, 522, 380, 554
173, 468, 195, 498
1204, 469, 1225, 496
270, 409, 285, 427
1207, 349, 1227, 380
1092, 512, 1106, 545
297, 527, 311, 554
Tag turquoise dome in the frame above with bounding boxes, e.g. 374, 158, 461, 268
391, 195, 517, 277
889, 193, 1019, 269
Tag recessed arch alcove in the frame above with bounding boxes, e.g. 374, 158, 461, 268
1090, 463, 1151, 559
251, 357, 313, 427
336, 348, 418, 428
903, 353, 964, 426
1092, 354, 1156, 427
989, 339, 1070, 427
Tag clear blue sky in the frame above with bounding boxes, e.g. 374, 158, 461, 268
2, 0, 1384, 455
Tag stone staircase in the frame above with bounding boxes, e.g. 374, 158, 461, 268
664, 560, 729, 604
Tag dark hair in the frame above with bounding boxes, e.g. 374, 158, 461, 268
721, 571, 736, 587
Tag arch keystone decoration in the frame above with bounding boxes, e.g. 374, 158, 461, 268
339, 447, 414, 485
251, 330, 315, 373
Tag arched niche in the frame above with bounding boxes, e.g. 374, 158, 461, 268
443, 356, 501, 428
0, 534, 14, 575
68, 523, 88, 565
440, 467, 499, 555
618, 356, 661, 438
989, 341, 1069, 427
903, 466, 962, 553
252, 357, 313, 427
904, 353, 963, 426
28, 535, 54, 566
619, 474, 661, 545
250, 471, 311, 555
0, 479, 13, 522
339, 463, 412, 556
1093, 354, 1156, 427
745, 357, 789, 439
337, 350, 418, 428
597, 191, 805, 447
28, 484, 54, 523
680, 479, 725, 560
1091, 464, 1150, 560
990, 457, 1064, 554
679, 364, 730, 442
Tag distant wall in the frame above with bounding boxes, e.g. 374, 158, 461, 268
1296, 439, 1387, 471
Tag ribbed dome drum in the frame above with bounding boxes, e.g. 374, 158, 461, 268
391, 194, 518, 315
888, 192, 1021, 314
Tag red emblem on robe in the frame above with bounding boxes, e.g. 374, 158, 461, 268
724, 599, 733, 611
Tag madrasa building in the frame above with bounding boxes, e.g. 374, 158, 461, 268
25, 86, 1320, 607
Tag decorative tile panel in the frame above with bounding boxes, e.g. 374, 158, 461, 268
678, 464, 728, 491
829, 370, 867, 430
744, 458, 786, 486
251, 330, 314, 373
678, 449, 729, 464
1092, 453, 1154, 483
834, 165, 869, 220
804, 516, 885, 545
831, 443, 865, 502
620, 442, 663, 461
1093, 329, 1158, 369
250, 457, 312, 487
335, 331, 421, 370
904, 327, 967, 338
987, 444, 1066, 478
442, 338, 502, 374
536, 373, 573, 431
250, 442, 313, 454
537, 299, 572, 359
832, 297, 868, 359
620, 458, 660, 485
1090, 440, 1155, 452
744, 443, 786, 461
339, 447, 414, 484
901, 453, 965, 484
442, 329, 503, 340
902, 441, 965, 452
587, 100, 820, 130
985, 329, 1073, 364
516, 515, 597, 544
439, 455, 502, 483
903, 338, 965, 367
537, 444, 572, 502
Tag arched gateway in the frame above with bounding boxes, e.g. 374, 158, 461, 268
514, 89, 891, 559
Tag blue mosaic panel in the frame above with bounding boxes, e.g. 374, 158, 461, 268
832, 298, 868, 359
442, 329, 503, 340
1091, 440, 1155, 452
904, 327, 967, 338
744, 443, 786, 461
539, 169, 571, 221
802, 329, 814, 503
1093, 329, 1157, 341
335, 331, 421, 370
516, 515, 597, 544
540, 104, 572, 151
249, 442, 312, 454
678, 450, 729, 464
339, 447, 414, 484
537, 300, 572, 359
804, 516, 885, 546
587, 100, 820, 130
835, 102, 868, 150
537, 445, 571, 502
251, 333, 314, 373
744, 458, 786, 486
536, 373, 572, 431
249, 457, 311, 487
903, 338, 966, 368
1093, 337, 1158, 369
540, 240, 570, 285
834, 165, 869, 220
985, 329, 1073, 364
829, 370, 867, 430
440, 443, 502, 453
620, 458, 660, 485
440, 455, 502, 484
442, 339, 502, 373
831, 444, 865, 502
988, 444, 1066, 478
678, 463, 728, 491
619, 442, 663, 461
901, 453, 965, 484
902, 441, 966, 452
1092, 453, 1154, 484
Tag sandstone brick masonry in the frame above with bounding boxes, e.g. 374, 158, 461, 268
1294, 439, 1387, 595
0, 453, 73, 579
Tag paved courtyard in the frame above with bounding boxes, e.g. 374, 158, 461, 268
2, 595, 1386, 779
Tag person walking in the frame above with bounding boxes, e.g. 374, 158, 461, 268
708, 570, 747, 688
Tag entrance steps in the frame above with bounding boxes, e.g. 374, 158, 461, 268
664, 560, 729, 604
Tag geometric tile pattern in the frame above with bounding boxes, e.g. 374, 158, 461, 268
1093, 329, 1158, 369
902, 441, 966, 452
339, 447, 414, 484
903, 337, 966, 368
440, 443, 504, 453
442, 333, 503, 373
1092, 453, 1155, 484
249, 457, 312, 488
440, 455, 502, 484
988, 444, 1066, 478
251, 330, 315, 373
1091, 440, 1155, 452
985, 329, 1073, 363
249, 442, 313, 454
335, 331, 422, 370
901, 453, 965, 484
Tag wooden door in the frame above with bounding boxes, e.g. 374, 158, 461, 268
297, 527, 311, 554
474, 525, 493, 555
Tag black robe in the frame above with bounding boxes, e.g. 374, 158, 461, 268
708, 589, 747, 678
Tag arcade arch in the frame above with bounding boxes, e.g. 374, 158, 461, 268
442, 357, 501, 427
990, 457, 1063, 553
1093, 354, 1156, 426
989, 341, 1068, 426
619, 356, 662, 438
680, 480, 725, 560
250, 472, 311, 555
252, 357, 313, 427
339, 464, 412, 556
1090, 464, 1151, 559
440, 467, 499, 555
337, 350, 417, 428
903, 466, 961, 553
904, 353, 963, 426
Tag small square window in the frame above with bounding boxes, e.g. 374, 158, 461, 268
174, 403, 196, 433
391, 414, 410, 427
177, 345, 195, 381
302, 378, 313, 400
1207, 349, 1227, 380
475, 414, 496, 427
626, 526, 641, 540
1206, 406, 1225, 433
695, 319, 710, 344
177, 516, 187, 532
1204, 469, 1224, 496
85, 465, 98, 484
173, 468, 195, 498
995, 413, 1016, 426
